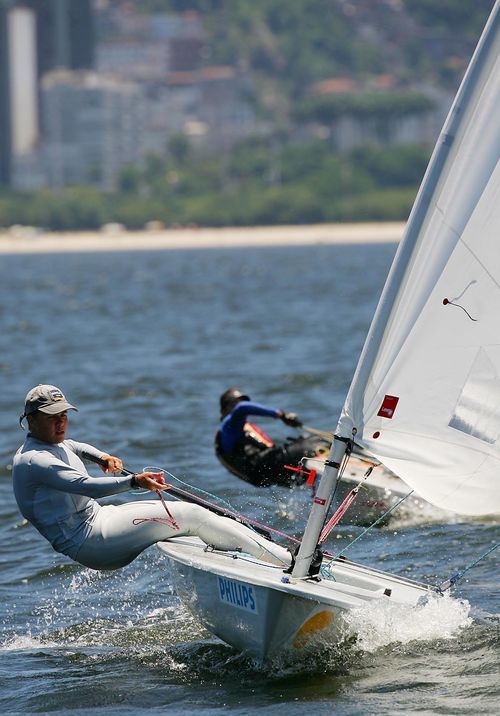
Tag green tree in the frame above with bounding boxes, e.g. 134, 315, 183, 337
119, 164, 141, 194
168, 134, 191, 166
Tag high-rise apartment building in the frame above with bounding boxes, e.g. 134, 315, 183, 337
0, 0, 94, 187
0, 3, 11, 185
42, 71, 144, 191
29, 0, 94, 74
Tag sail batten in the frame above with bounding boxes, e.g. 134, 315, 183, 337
338, 3, 500, 515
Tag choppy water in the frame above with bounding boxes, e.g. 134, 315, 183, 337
0, 241, 498, 715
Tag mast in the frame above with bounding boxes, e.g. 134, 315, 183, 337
291, 436, 347, 578
291, 1, 500, 579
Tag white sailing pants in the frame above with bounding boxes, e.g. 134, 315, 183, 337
75, 500, 291, 571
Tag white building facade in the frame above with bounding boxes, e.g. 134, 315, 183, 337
41, 70, 144, 190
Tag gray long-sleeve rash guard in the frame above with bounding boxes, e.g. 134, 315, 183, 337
13, 436, 132, 559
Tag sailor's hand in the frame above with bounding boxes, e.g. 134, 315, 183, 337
99, 453, 124, 474
132, 471, 167, 491
280, 411, 302, 428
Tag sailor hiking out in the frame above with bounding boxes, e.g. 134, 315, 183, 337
13, 385, 291, 570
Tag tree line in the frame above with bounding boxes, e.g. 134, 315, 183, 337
0, 139, 430, 231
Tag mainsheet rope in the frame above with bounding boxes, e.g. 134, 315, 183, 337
143, 465, 301, 546
143, 465, 236, 512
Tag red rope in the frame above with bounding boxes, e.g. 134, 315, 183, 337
319, 487, 359, 544
131, 483, 181, 531
163, 482, 301, 544
156, 488, 180, 530
133, 515, 180, 529
132, 483, 301, 544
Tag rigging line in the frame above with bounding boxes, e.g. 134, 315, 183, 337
149, 465, 301, 545
316, 445, 372, 545
145, 464, 235, 512
439, 540, 500, 592
319, 487, 359, 544
156, 487, 180, 529
301, 424, 334, 441
319, 465, 375, 544
322, 489, 415, 575
329, 441, 352, 504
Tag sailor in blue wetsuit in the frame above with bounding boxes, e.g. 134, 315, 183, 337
12, 385, 291, 571
215, 388, 329, 487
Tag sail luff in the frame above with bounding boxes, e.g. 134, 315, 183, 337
339, 0, 500, 443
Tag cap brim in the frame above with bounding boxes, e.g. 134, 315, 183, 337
38, 402, 78, 415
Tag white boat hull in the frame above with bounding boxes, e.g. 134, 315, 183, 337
158, 537, 432, 660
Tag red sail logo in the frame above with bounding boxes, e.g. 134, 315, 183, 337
377, 395, 399, 419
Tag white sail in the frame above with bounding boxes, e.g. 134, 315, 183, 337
339, 3, 500, 515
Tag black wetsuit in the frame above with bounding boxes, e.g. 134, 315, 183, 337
216, 403, 330, 487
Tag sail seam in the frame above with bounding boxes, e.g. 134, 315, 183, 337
460, 231, 500, 291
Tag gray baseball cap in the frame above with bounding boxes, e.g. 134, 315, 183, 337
20, 384, 78, 424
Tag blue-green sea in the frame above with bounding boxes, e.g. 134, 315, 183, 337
0, 240, 498, 714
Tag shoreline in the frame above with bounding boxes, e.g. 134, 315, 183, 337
0, 221, 404, 255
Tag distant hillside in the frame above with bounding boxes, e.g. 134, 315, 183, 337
132, 0, 494, 113
0, 1, 495, 231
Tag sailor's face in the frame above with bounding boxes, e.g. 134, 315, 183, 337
30, 411, 68, 444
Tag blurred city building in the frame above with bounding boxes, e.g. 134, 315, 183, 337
41, 70, 143, 190
0, 0, 94, 188
0, 0, 453, 193
0, 4, 13, 185
95, 8, 204, 78
0, 0, 263, 190
299, 75, 452, 152
31, 0, 95, 73
0, 2, 41, 187
141, 66, 264, 158
93, 5, 264, 183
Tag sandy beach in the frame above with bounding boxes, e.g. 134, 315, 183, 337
0, 222, 404, 254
